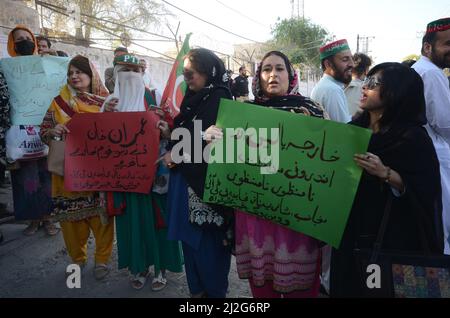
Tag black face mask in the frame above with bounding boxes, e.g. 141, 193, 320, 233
14, 40, 35, 56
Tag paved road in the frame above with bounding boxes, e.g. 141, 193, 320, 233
0, 183, 251, 298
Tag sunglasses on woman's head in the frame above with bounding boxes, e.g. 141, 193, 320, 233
363, 77, 382, 90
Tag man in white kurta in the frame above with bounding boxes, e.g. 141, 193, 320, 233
312, 74, 351, 123
311, 39, 355, 294
412, 18, 450, 255
311, 39, 354, 124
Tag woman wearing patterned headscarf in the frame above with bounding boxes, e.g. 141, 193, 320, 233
206, 51, 328, 298
239, 51, 327, 298
40, 55, 114, 280
164, 48, 234, 298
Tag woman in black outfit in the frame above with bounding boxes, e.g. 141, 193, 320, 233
330, 62, 444, 297
164, 48, 234, 298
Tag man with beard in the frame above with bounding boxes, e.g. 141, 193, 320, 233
413, 18, 450, 255
232, 66, 250, 101
311, 39, 354, 123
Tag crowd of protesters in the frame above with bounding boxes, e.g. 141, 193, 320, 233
0, 17, 449, 298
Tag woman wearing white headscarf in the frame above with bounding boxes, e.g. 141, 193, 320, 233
103, 54, 183, 291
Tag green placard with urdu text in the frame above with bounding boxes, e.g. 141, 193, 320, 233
203, 99, 372, 248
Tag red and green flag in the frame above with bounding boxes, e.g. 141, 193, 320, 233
160, 33, 191, 127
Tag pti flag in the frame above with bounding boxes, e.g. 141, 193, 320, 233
160, 33, 191, 127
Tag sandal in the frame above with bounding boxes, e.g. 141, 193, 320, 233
130, 271, 149, 290
94, 263, 110, 281
23, 221, 40, 236
151, 272, 167, 292
43, 220, 60, 236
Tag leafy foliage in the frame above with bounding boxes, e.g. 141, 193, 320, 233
270, 18, 331, 68
41, 0, 170, 42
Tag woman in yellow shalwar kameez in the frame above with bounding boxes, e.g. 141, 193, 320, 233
40, 55, 114, 280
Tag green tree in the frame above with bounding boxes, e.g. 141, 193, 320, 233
270, 18, 330, 69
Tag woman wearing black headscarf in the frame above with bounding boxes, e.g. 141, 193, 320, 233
164, 48, 233, 298
206, 51, 329, 298
330, 63, 444, 297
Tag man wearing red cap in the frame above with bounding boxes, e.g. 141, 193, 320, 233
311, 39, 354, 124
412, 18, 450, 255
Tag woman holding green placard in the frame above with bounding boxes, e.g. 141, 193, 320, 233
207, 51, 329, 298
330, 63, 443, 297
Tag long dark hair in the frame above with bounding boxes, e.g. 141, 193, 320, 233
68, 55, 93, 92
355, 62, 426, 132
68, 55, 92, 79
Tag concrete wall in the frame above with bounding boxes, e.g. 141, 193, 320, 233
0, 0, 173, 93
0, 38, 173, 94
0, 0, 40, 58
0, 0, 40, 33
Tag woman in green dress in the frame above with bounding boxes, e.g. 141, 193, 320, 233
103, 54, 183, 291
